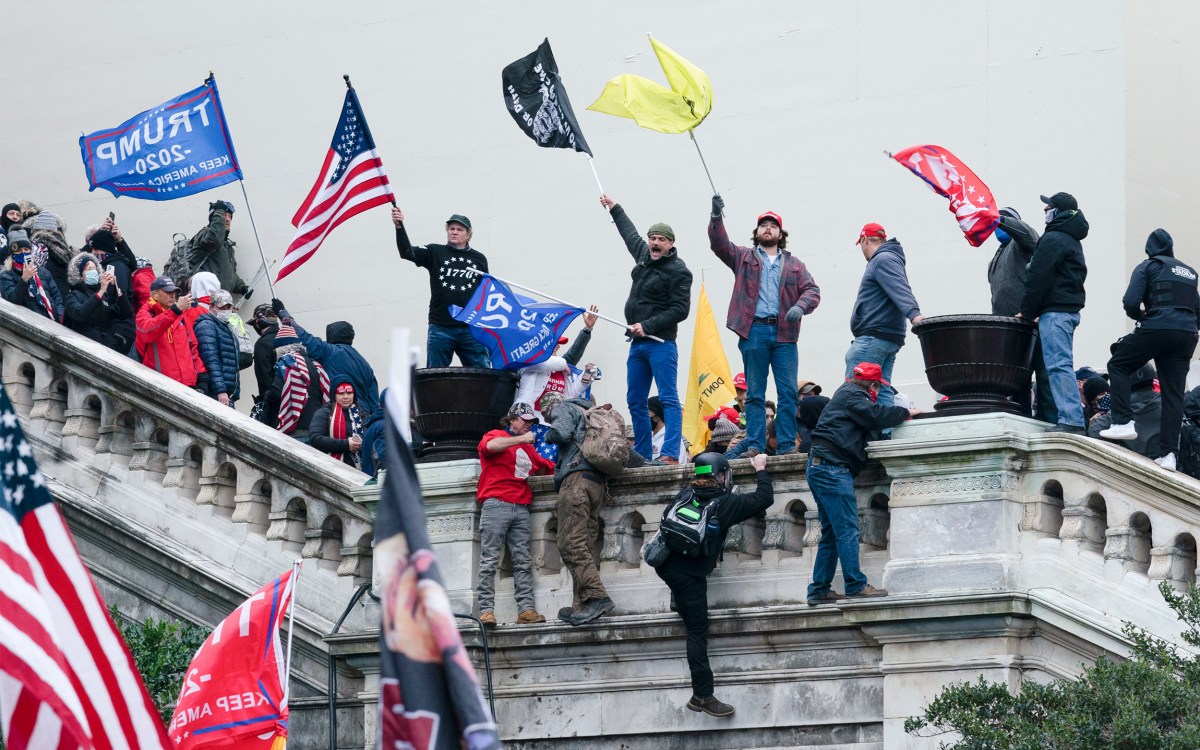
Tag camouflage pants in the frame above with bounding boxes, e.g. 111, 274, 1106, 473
556, 472, 607, 606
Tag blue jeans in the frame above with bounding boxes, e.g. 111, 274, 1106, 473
734, 323, 798, 453
844, 335, 902, 410
805, 459, 867, 597
427, 324, 492, 368
627, 339, 682, 459
1038, 312, 1084, 427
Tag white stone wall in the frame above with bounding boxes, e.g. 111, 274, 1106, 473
3, 0, 1196, 409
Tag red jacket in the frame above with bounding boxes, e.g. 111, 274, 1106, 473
476, 429, 555, 505
136, 300, 206, 387
130, 267, 155, 313
708, 217, 821, 342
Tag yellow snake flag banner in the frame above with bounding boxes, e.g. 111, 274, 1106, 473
587, 37, 713, 134
683, 284, 737, 456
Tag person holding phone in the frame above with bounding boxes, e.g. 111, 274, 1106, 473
64, 249, 133, 352
1, 231, 63, 323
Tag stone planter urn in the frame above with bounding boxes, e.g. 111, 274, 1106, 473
911, 314, 1037, 417
412, 367, 519, 462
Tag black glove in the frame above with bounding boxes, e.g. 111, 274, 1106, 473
241, 286, 253, 300
209, 200, 233, 214
711, 194, 725, 218
271, 297, 285, 315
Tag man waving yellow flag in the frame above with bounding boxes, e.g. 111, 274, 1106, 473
683, 284, 737, 456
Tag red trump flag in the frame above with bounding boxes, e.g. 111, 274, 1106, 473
890, 144, 999, 247
168, 568, 296, 749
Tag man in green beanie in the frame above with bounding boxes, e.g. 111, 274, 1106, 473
600, 193, 692, 464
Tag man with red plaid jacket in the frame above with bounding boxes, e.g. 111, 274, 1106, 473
708, 195, 820, 459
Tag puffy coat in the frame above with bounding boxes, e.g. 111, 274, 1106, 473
1019, 208, 1089, 318
136, 300, 206, 388
253, 320, 279, 398
1, 265, 63, 322
64, 251, 134, 352
309, 378, 363, 468
194, 312, 242, 402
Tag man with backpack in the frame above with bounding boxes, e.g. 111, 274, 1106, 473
541, 391, 626, 626
653, 451, 773, 718
166, 201, 250, 298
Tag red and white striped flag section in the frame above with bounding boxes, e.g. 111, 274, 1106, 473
890, 144, 1000, 247
275, 84, 394, 282
168, 566, 297, 750
0, 385, 171, 749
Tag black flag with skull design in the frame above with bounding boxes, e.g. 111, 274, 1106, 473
502, 38, 593, 156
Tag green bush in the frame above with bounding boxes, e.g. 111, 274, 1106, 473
905, 582, 1200, 750
111, 606, 209, 723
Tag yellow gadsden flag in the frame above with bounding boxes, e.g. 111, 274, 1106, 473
683, 284, 737, 456
587, 37, 713, 134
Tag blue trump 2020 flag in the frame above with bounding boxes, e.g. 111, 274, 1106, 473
79, 76, 242, 200
450, 274, 582, 370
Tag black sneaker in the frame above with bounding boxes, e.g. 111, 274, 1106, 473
806, 590, 843, 606
568, 596, 615, 626
687, 694, 735, 717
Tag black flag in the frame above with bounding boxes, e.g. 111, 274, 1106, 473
502, 38, 593, 156
376, 389, 501, 750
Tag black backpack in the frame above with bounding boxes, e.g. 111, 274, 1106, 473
163, 232, 203, 283
1178, 420, 1200, 479
659, 489, 722, 558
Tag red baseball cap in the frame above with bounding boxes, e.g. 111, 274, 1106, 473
703, 405, 741, 423
851, 362, 890, 385
857, 222, 886, 244
557, 336, 569, 345
757, 211, 783, 229
733, 372, 747, 390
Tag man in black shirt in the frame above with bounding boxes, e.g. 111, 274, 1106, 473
392, 206, 491, 368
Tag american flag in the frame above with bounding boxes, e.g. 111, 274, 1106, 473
275, 87, 394, 282
0, 385, 170, 749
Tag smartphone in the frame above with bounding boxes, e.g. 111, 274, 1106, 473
105, 265, 115, 276
108, 211, 116, 221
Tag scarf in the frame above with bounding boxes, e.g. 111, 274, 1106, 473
329, 402, 364, 468
12, 260, 56, 320
276, 353, 330, 434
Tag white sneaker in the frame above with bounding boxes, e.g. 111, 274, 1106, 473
1155, 453, 1177, 472
1099, 422, 1138, 441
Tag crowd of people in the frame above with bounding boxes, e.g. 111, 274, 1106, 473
4, 188, 1198, 720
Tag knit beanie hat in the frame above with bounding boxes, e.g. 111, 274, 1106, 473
647, 222, 675, 242
90, 229, 117, 254
0, 202, 19, 231
710, 417, 739, 442
29, 211, 64, 234
1083, 377, 1109, 404
273, 324, 300, 348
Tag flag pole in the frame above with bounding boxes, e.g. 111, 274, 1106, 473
281, 559, 302, 706
346, 73, 397, 208
238, 179, 276, 301
465, 268, 664, 342
688, 130, 719, 195
586, 157, 604, 195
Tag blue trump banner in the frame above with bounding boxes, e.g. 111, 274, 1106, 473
449, 274, 582, 370
79, 77, 242, 200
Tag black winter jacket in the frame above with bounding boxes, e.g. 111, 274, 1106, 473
64, 254, 133, 352
1088, 388, 1161, 459
194, 313, 242, 401
193, 210, 249, 295
1, 266, 63, 322
1019, 209, 1089, 318
809, 381, 910, 475
309, 401, 363, 468
988, 213, 1040, 316
1178, 387, 1200, 479
659, 470, 773, 577
609, 205, 692, 341
1122, 229, 1199, 333
253, 321, 279, 399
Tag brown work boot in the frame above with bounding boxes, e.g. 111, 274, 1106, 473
687, 694, 735, 717
842, 584, 888, 600
659, 455, 680, 465
517, 609, 546, 624
479, 611, 497, 627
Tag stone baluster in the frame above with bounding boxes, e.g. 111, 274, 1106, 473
338, 519, 374, 580
1103, 524, 1151, 572
859, 504, 890, 551
128, 413, 168, 476
761, 513, 806, 559
1059, 504, 1106, 553
28, 364, 66, 428
302, 501, 344, 566
162, 433, 202, 498
60, 375, 101, 451
232, 469, 272, 530
803, 509, 822, 550
1148, 543, 1198, 590
531, 511, 561, 573
267, 488, 309, 551
2, 357, 36, 413
601, 514, 645, 567
722, 514, 764, 557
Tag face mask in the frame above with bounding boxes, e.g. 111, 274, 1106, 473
84, 269, 100, 286
213, 309, 234, 323
1094, 394, 1111, 414
11, 252, 28, 267
1044, 207, 1058, 224
994, 227, 1010, 245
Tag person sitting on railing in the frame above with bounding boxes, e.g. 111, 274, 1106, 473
64, 250, 133, 353
308, 377, 363, 469
1091, 364, 1161, 461
263, 324, 330, 444
135, 276, 208, 393
2, 231, 63, 323
193, 290, 242, 408
270, 297, 381, 416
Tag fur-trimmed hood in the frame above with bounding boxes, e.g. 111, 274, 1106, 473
23, 215, 75, 267
67, 250, 100, 287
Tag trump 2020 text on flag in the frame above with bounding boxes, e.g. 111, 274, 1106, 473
167, 568, 295, 749
276, 86, 393, 283
890, 144, 1000, 247
79, 76, 242, 200
449, 273, 583, 370
0, 384, 171, 749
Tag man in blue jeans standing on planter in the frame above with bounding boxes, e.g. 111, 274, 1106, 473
1017, 192, 1089, 434
392, 205, 492, 368
600, 194, 692, 464
845, 223, 925, 421
806, 363, 920, 604
709, 195, 821, 459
